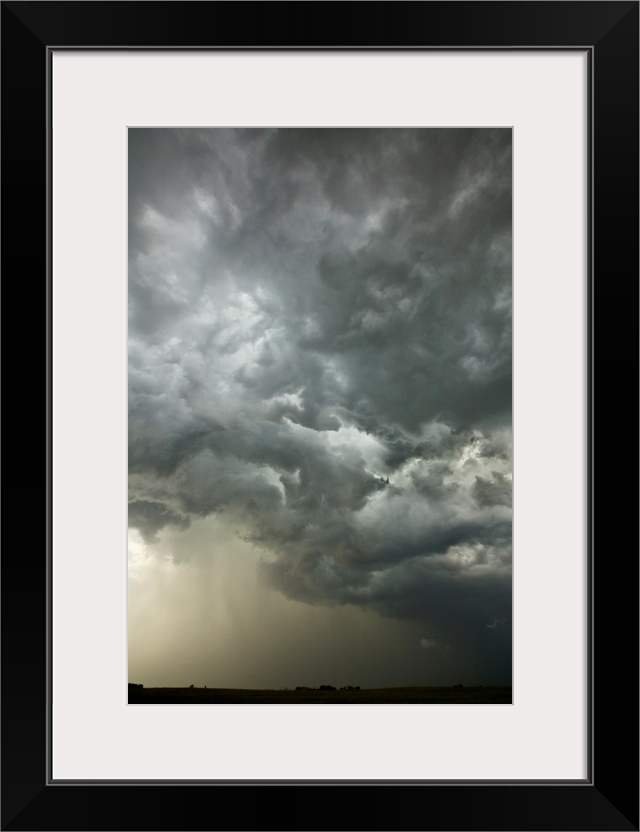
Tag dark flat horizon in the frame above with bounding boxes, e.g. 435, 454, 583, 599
128, 684, 512, 705
129, 683, 510, 690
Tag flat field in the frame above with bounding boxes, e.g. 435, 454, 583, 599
128, 686, 511, 705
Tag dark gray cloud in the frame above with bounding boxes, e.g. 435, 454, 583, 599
128, 128, 512, 684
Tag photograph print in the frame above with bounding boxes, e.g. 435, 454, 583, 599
128, 128, 512, 705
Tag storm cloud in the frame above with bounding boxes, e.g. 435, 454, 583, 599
128, 128, 512, 686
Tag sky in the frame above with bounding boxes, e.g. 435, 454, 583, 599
128, 128, 512, 690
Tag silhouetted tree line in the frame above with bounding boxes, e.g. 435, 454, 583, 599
295, 685, 360, 691
128, 683, 144, 689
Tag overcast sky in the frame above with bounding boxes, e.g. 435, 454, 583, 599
128, 128, 512, 689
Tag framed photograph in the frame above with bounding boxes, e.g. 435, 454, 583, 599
2, 2, 637, 830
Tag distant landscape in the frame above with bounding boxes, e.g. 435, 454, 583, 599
128, 684, 512, 705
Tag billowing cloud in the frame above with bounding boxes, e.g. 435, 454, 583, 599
128, 128, 512, 685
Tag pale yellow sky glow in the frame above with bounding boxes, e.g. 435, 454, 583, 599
128, 515, 440, 689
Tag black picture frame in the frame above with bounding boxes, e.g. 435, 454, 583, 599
2, 2, 638, 830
